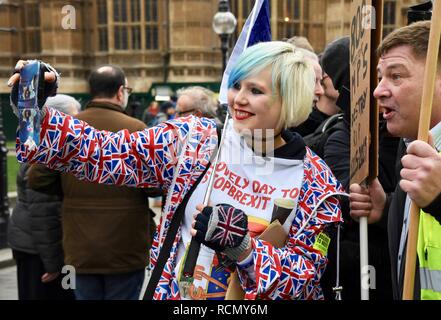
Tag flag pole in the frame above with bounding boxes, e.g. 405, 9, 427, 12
402, 0, 441, 300
360, 215, 369, 300
178, 0, 271, 299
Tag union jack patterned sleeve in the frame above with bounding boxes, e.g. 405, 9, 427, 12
236, 149, 344, 300
16, 107, 217, 191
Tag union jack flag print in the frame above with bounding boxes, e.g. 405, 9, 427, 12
211, 204, 247, 247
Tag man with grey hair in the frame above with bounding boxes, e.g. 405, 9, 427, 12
176, 86, 219, 120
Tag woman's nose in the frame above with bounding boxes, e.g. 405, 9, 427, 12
234, 88, 248, 106
315, 81, 325, 98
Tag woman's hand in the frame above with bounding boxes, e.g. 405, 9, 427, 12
8, 60, 57, 87
8, 60, 59, 116
191, 203, 251, 261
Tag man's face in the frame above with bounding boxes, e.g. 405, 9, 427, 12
374, 45, 428, 139
308, 58, 325, 106
316, 73, 340, 116
176, 95, 198, 117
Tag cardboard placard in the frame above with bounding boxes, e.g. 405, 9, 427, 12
350, 0, 381, 184
225, 220, 287, 300
350, 0, 372, 184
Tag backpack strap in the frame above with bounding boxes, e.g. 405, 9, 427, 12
321, 113, 344, 133
310, 113, 344, 158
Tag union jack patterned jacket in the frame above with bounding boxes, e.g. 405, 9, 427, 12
16, 108, 343, 300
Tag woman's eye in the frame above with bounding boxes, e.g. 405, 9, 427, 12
251, 88, 263, 94
232, 82, 241, 90
392, 74, 401, 81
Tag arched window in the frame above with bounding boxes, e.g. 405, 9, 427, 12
277, 0, 302, 40
24, 1, 41, 53
383, 0, 396, 37
144, 0, 159, 50
97, 0, 108, 51
97, 0, 159, 52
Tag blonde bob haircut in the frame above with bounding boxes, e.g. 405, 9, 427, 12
228, 41, 315, 129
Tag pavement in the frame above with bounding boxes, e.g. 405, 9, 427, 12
0, 241, 17, 300
0, 265, 17, 300
0, 192, 18, 271
0, 248, 14, 269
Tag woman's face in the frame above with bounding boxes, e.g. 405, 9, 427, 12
227, 66, 282, 136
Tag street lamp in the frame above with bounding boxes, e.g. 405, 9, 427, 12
212, 0, 237, 73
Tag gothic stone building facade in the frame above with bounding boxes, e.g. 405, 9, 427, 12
0, 0, 426, 94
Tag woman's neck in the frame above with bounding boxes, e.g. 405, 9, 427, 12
245, 130, 286, 155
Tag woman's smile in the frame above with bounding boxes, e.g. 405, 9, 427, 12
233, 108, 255, 121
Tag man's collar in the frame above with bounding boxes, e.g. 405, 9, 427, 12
431, 121, 441, 151
403, 121, 441, 151
85, 101, 125, 114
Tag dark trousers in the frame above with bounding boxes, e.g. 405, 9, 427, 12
321, 239, 393, 300
13, 250, 75, 300
74, 269, 145, 300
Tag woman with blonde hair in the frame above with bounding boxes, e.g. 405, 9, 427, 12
11, 41, 343, 300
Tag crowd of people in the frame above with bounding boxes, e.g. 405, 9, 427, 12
5, 19, 441, 300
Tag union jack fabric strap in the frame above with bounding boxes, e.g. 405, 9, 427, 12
10, 60, 59, 117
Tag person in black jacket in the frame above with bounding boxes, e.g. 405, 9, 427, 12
350, 21, 441, 299
7, 94, 80, 300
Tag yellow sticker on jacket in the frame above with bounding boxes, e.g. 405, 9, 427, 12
313, 232, 331, 255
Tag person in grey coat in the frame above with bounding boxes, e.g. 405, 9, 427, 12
7, 94, 80, 300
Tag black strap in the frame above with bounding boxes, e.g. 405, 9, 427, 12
143, 163, 210, 299
143, 125, 221, 300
